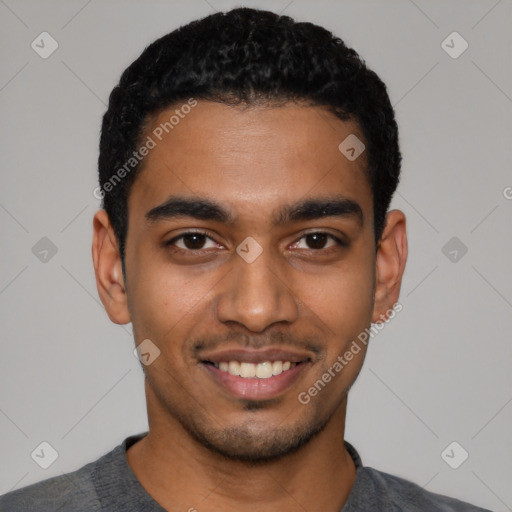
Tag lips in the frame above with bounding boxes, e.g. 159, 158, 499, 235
200, 347, 312, 365
218, 360, 294, 379
199, 347, 313, 400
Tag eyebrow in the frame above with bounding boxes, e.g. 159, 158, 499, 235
145, 195, 363, 227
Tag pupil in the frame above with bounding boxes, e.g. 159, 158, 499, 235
184, 234, 206, 249
307, 233, 327, 249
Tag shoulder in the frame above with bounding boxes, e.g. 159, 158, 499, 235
0, 458, 100, 512
349, 466, 492, 512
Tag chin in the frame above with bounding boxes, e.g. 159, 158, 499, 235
184, 414, 331, 463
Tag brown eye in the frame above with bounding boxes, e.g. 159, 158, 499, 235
292, 232, 346, 251
181, 233, 208, 250
305, 233, 329, 249
166, 231, 219, 251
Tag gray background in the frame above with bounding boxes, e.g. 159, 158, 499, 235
1, 0, 511, 510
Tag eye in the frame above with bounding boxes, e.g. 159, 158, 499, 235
166, 231, 220, 251
165, 230, 347, 255
291, 232, 347, 251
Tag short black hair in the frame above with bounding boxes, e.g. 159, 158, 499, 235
98, 7, 401, 268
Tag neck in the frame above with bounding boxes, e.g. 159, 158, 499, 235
127, 384, 356, 512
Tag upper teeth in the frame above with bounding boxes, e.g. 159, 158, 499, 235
216, 361, 293, 379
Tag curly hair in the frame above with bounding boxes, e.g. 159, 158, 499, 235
98, 7, 401, 266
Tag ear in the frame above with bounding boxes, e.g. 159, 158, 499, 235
92, 209, 131, 325
372, 209, 408, 323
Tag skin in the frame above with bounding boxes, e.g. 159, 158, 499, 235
92, 101, 407, 512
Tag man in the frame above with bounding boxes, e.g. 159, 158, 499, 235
0, 7, 491, 512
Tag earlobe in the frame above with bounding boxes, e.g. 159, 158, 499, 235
92, 209, 131, 325
372, 210, 408, 323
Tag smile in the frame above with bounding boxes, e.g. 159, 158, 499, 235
208, 360, 295, 379
199, 348, 313, 400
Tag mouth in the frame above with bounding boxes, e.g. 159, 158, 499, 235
204, 360, 298, 379
199, 348, 313, 400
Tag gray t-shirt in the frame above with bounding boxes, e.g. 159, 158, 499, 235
0, 432, 492, 511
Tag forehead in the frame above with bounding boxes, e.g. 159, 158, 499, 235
129, 101, 372, 223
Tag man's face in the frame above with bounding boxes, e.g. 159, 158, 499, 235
123, 101, 377, 461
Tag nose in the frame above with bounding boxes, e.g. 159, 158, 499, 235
215, 247, 299, 333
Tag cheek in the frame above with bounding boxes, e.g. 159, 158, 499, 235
127, 257, 210, 345
303, 257, 375, 338
297, 265, 374, 404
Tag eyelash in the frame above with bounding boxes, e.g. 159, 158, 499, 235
165, 230, 348, 254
